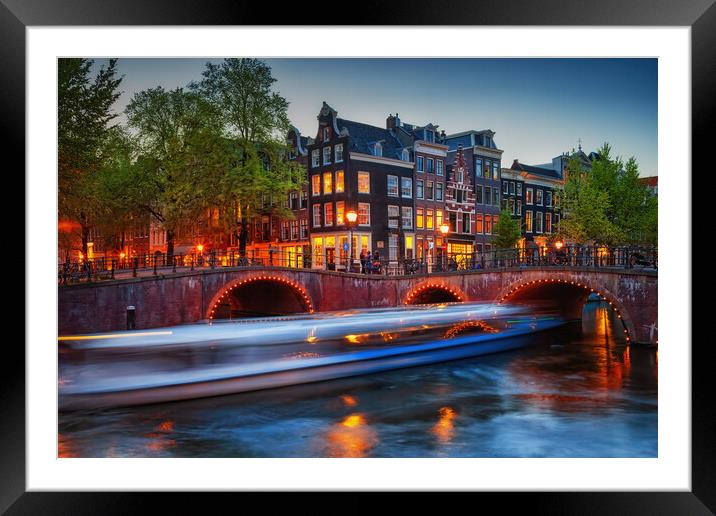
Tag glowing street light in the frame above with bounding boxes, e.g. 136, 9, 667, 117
554, 240, 564, 250
439, 223, 449, 271
346, 210, 358, 272
196, 244, 204, 253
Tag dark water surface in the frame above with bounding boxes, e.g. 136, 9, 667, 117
58, 302, 657, 458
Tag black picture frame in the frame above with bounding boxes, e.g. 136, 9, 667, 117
6, 0, 708, 512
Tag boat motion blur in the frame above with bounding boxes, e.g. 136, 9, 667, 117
58, 302, 563, 410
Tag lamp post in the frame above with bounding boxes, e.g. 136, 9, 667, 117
346, 210, 358, 273
439, 222, 449, 272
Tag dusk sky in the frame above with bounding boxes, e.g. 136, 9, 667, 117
95, 58, 657, 177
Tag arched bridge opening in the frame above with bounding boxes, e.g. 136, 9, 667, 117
498, 278, 634, 344
404, 283, 464, 305
208, 275, 314, 320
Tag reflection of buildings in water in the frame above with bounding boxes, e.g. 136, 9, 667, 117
432, 406, 456, 444
145, 419, 176, 453
504, 307, 641, 411
324, 413, 378, 458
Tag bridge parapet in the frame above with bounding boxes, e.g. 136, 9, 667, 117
58, 266, 657, 344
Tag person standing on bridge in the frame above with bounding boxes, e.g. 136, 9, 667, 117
360, 249, 367, 274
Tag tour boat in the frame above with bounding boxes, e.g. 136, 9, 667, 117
58, 303, 563, 410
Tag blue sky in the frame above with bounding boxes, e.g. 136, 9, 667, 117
96, 58, 657, 176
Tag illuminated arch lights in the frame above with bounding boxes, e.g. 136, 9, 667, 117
497, 278, 632, 344
208, 275, 314, 320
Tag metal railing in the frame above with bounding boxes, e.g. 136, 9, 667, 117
58, 244, 657, 284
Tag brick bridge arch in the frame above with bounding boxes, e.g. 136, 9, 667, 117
495, 276, 637, 344
58, 266, 657, 343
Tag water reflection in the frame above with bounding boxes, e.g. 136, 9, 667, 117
324, 414, 378, 457
432, 407, 457, 444
58, 301, 657, 458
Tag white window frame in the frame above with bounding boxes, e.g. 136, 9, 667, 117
401, 177, 412, 198
324, 203, 333, 226
526, 187, 534, 205
323, 146, 331, 165
436, 160, 443, 176
312, 204, 321, 227
401, 206, 413, 229
335, 144, 343, 163
387, 175, 399, 197
311, 149, 320, 168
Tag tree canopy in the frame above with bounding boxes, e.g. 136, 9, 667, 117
558, 143, 657, 245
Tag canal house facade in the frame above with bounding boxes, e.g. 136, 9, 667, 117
441, 130, 504, 255
306, 103, 415, 269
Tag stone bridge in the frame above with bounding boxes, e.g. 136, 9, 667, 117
58, 266, 658, 344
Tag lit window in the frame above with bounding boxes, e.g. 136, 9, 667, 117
336, 201, 345, 225
484, 215, 492, 235
358, 202, 371, 225
526, 188, 533, 205
426, 209, 434, 229
312, 175, 321, 196
416, 208, 424, 229
323, 172, 333, 194
545, 212, 552, 233
335, 170, 344, 193
324, 203, 333, 226
358, 172, 370, 194
436, 210, 443, 227
525, 210, 533, 233
476, 213, 483, 234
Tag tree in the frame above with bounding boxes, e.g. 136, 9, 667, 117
191, 59, 303, 254
558, 144, 657, 245
58, 58, 122, 256
492, 208, 522, 249
124, 86, 223, 257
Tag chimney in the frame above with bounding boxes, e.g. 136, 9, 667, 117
386, 113, 398, 130
512, 159, 520, 169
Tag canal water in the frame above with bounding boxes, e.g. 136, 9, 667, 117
58, 301, 657, 458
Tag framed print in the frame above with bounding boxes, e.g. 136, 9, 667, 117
6, 0, 711, 512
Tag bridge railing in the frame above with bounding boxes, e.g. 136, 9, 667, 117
58, 244, 657, 284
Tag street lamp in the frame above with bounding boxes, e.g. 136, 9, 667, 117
439, 222, 449, 271
346, 210, 358, 272
554, 240, 564, 250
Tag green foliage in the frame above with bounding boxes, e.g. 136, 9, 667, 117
492, 208, 522, 249
58, 58, 123, 254
558, 143, 657, 245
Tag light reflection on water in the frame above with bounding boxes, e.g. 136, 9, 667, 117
58, 301, 657, 458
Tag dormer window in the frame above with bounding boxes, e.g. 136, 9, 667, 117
373, 142, 382, 157
402, 149, 410, 161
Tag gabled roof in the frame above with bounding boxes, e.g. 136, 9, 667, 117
510, 160, 561, 179
336, 118, 404, 159
639, 176, 658, 187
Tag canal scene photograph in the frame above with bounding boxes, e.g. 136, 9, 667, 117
56, 56, 658, 460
